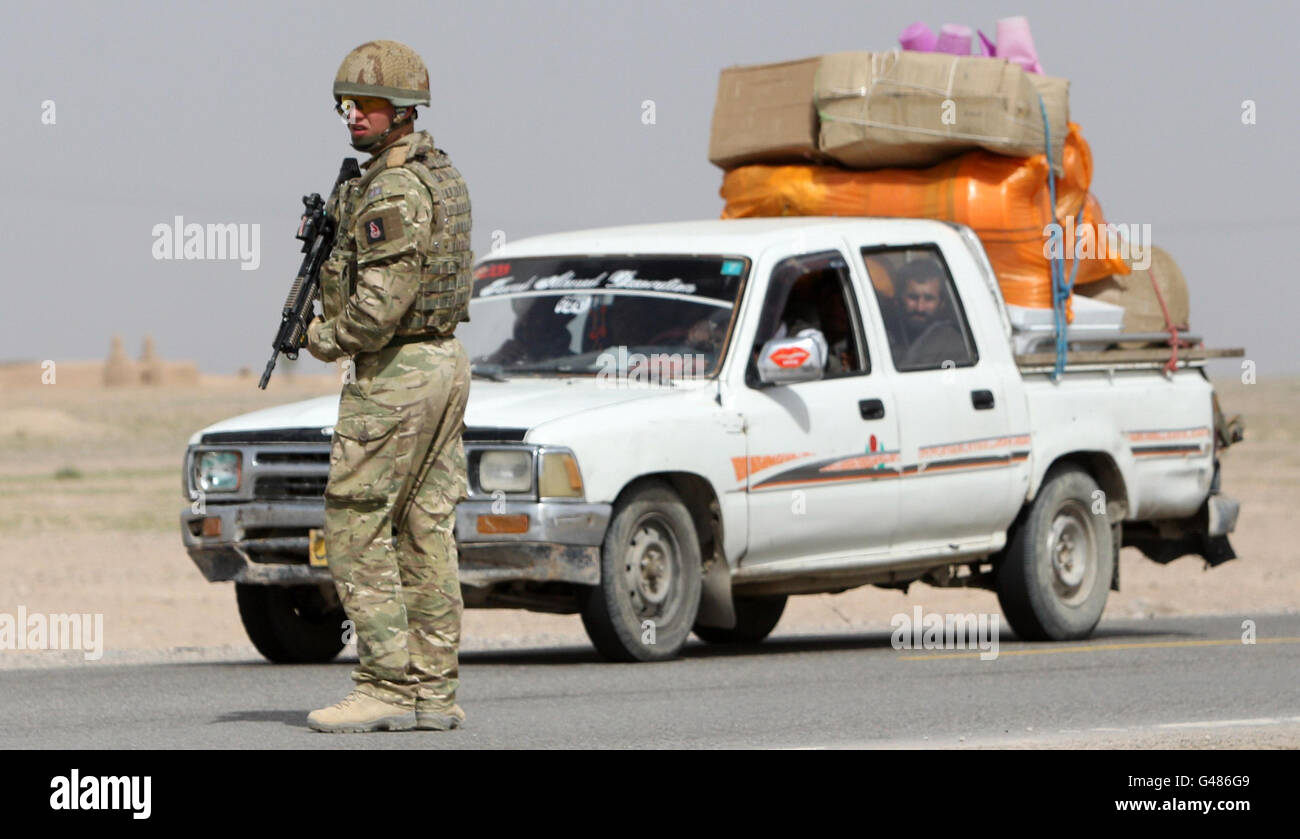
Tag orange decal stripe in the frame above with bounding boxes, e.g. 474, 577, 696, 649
822, 453, 900, 472
734, 451, 815, 483
1127, 427, 1211, 442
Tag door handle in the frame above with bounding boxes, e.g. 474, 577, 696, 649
859, 399, 885, 420
971, 389, 995, 410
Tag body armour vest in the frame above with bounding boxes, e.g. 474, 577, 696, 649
324, 131, 472, 339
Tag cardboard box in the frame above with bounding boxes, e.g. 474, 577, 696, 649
815, 51, 1068, 173
708, 57, 823, 169
1026, 73, 1070, 171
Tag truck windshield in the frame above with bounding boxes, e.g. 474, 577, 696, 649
460, 255, 750, 379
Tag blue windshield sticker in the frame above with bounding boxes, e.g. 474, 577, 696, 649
721, 260, 743, 276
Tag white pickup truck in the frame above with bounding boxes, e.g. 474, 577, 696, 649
181, 218, 1243, 663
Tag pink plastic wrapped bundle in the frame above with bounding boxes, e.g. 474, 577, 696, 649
898, 21, 936, 52
934, 24, 972, 56
997, 16, 1045, 74
899, 15, 1045, 74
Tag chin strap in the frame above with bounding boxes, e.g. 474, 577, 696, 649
351, 107, 416, 151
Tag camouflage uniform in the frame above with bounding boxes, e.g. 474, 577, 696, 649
307, 128, 472, 712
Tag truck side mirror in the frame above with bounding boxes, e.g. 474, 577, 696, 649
756, 331, 827, 385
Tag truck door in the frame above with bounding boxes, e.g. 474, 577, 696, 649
858, 244, 1017, 552
732, 248, 901, 567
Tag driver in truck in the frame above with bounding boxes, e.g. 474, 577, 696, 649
774, 270, 855, 375
485, 298, 576, 367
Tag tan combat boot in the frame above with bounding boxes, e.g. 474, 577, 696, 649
307, 690, 416, 733
415, 702, 466, 731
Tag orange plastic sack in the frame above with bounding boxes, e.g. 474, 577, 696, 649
720, 123, 1129, 311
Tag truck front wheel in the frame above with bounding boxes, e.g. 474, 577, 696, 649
996, 466, 1114, 641
236, 582, 347, 664
581, 482, 703, 662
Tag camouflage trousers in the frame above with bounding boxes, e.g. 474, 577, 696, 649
323, 336, 470, 708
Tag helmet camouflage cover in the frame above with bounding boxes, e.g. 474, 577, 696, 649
334, 40, 430, 107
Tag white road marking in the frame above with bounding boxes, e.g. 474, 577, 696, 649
784, 716, 1300, 749
1157, 717, 1284, 729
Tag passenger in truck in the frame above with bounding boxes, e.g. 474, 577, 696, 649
892, 260, 970, 369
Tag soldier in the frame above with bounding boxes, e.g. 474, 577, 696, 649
304, 40, 473, 733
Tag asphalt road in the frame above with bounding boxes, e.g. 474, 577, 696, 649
2, 614, 1297, 749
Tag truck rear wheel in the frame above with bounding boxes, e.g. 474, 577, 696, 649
996, 466, 1114, 641
581, 482, 703, 662
236, 583, 347, 664
694, 595, 787, 644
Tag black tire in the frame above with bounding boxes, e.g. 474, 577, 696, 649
236, 583, 347, 664
581, 481, 703, 662
996, 466, 1115, 641
693, 595, 787, 644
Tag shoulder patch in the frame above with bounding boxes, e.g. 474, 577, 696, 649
362, 207, 404, 243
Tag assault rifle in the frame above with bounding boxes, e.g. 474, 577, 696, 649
257, 157, 361, 389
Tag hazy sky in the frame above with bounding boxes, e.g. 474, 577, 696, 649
2, 0, 1294, 378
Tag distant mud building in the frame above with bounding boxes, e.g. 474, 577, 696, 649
102, 335, 199, 386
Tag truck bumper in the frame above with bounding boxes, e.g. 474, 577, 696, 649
1206, 494, 1239, 538
1122, 492, 1240, 567
181, 500, 610, 588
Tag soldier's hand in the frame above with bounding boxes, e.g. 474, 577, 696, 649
305, 316, 323, 349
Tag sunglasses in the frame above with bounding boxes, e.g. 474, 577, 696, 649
334, 96, 391, 118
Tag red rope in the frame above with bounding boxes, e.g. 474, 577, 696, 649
1145, 255, 1184, 374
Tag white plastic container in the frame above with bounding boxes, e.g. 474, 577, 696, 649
1008, 297, 1126, 354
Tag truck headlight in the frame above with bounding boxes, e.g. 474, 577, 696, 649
478, 450, 533, 493
194, 451, 241, 493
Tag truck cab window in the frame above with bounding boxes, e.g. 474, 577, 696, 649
861, 246, 978, 372
748, 251, 868, 384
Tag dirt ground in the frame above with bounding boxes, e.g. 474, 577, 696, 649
0, 369, 1294, 662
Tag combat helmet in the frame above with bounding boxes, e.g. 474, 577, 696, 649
334, 40, 430, 106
